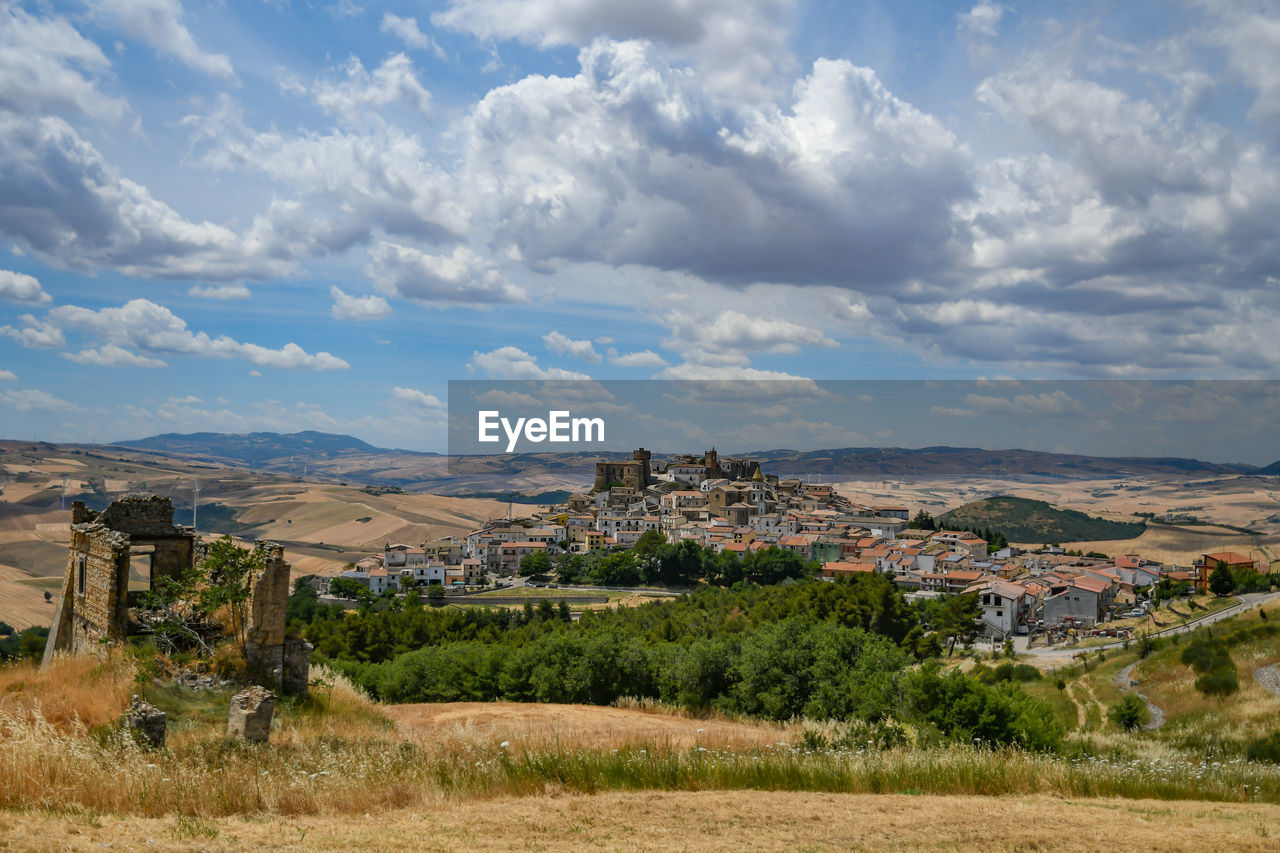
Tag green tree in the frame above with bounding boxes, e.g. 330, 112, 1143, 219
909, 510, 936, 530
519, 551, 552, 580
198, 535, 263, 647
1209, 562, 1236, 597
933, 593, 983, 656
1110, 693, 1148, 731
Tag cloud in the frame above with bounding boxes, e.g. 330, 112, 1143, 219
314, 54, 432, 122
1, 315, 65, 348
0, 369, 16, 381
330, 285, 391, 321
0, 270, 51, 303
392, 386, 445, 408
45, 298, 349, 369
468, 346, 590, 379
934, 391, 1085, 418
64, 344, 166, 368
367, 242, 525, 306
188, 284, 251, 300
609, 349, 667, 367
542, 330, 601, 362
0, 6, 128, 121
464, 44, 971, 292
434, 0, 796, 98
958, 2, 1006, 38
91, 0, 237, 82
0, 115, 295, 281
182, 99, 466, 257
663, 309, 836, 356
381, 13, 447, 59
0, 388, 80, 412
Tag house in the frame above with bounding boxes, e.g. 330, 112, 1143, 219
965, 578, 1031, 637
1042, 576, 1115, 627
821, 561, 876, 580
400, 564, 446, 586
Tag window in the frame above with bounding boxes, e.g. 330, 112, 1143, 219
996, 610, 1003, 617
77, 555, 87, 595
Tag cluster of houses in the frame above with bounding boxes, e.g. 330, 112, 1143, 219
329, 447, 1266, 640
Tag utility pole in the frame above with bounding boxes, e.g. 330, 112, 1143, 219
192, 478, 200, 533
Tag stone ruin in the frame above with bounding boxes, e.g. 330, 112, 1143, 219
43, 495, 312, 695
121, 694, 166, 749
227, 685, 276, 743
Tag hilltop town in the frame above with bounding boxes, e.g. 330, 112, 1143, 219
331, 447, 1270, 643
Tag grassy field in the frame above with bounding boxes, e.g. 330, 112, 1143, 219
4, 599, 1280, 850
4, 792, 1279, 852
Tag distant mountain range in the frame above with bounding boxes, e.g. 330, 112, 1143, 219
116, 431, 437, 464
108, 432, 1279, 494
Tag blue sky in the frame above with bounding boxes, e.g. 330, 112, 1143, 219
1, 0, 1279, 452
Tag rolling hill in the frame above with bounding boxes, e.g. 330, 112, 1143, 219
937, 495, 1147, 544
102, 432, 1274, 496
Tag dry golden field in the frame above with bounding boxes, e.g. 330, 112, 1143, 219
3, 791, 1279, 852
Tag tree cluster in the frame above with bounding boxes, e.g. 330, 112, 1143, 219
550, 540, 816, 587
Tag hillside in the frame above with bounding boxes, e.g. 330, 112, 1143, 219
938, 495, 1147, 544
105, 432, 1273, 495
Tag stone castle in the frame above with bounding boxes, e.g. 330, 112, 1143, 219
43, 495, 311, 695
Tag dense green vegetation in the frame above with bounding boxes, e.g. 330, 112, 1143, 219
0, 625, 48, 661
547, 539, 817, 587
285, 575, 1061, 750
938, 495, 1145, 544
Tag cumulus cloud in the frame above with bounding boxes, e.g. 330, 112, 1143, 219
1, 315, 65, 349
542, 330, 601, 362
434, 0, 795, 98
0, 388, 80, 412
367, 242, 525, 305
330, 285, 391, 321
0, 270, 51, 303
0, 115, 295, 281
314, 54, 432, 122
381, 13, 447, 58
0, 368, 16, 381
64, 344, 166, 368
664, 310, 835, 357
0, 6, 128, 121
608, 349, 667, 367
468, 346, 590, 379
392, 386, 445, 408
182, 99, 466, 258
464, 44, 971, 292
189, 284, 251, 300
91, 0, 237, 82
42, 298, 349, 369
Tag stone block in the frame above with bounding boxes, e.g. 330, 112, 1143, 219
227, 686, 276, 743
121, 694, 166, 749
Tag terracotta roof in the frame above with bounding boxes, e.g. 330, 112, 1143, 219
1072, 576, 1111, 594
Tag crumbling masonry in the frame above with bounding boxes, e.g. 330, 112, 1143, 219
43, 496, 311, 694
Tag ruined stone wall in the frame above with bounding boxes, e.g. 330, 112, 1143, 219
245, 542, 311, 695
46, 523, 130, 657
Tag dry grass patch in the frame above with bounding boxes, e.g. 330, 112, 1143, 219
385, 701, 799, 752
0, 653, 133, 732
3, 792, 1279, 852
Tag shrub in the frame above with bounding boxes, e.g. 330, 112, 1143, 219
1246, 732, 1280, 764
1110, 694, 1148, 731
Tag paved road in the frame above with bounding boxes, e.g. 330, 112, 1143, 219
1016, 591, 1280, 665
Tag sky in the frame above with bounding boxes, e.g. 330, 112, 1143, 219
1, 0, 1279, 453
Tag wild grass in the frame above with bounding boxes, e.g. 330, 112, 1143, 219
3, 706, 1279, 819
0, 653, 133, 732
